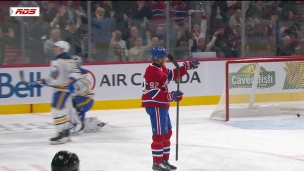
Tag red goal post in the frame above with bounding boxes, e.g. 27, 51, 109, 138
211, 56, 304, 121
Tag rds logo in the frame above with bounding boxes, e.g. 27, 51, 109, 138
0, 72, 41, 98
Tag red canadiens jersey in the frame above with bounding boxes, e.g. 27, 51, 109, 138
149, 1, 166, 25
141, 63, 187, 108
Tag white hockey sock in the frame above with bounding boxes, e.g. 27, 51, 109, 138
51, 108, 69, 133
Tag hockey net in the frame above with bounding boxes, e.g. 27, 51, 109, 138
211, 57, 304, 121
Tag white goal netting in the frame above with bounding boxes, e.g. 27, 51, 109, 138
211, 58, 304, 121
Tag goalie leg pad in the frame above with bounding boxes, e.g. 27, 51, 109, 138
83, 117, 105, 133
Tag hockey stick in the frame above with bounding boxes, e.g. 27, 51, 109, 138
167, 53, 180, 161
19, 70, 67, 89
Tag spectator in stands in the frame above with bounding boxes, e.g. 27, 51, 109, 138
109, 30, 128, 57
149, 1, 166, 27
146, 37, 160, 59
0, 9, 14, 65
173, 35, 190, 59
170, 23, 182, 48
79, 33, 89, 59
277, 1, 299, 20
126, 26, 140, 49
51, 1, 80, 32
50, 10, 62, 29
26, 16, 51, 64
224, 36, 240, 58
62, 1, 78, 23
246, 1, 267, 20
92, 7, 115, 61
245, 14, 264, 57
62, 20, 82, 56
6, 16, 22, 50
90, 44, 105, 62
151, 25, 165, 47
101, 1, 115, 19
229, 7, 242, 35
189, 1, 211, 27
192, 30, 219, 53
171, 1, 188, 27
263, 13, 278, 52
151, 37, 160, 47
192, 13, 208, 46
276, 36, 295, 56
39, 1, 57, 24
44, 28, 61, 62
210, 1, 230, 24
264, 13, 278, 40
128, 31, 151, 61
79, 1, 102, 15
234, 24, 242, 47
211, 26, 228, 58
50, 4, 82, 31
130, 1, 152, 45
112, 1, 137, 41
108, 44, 130, 62
280, 10, 301, 48
192, 23, 201, 45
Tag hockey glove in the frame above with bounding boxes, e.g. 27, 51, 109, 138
183, 60, 200, 70
169, 91, 184, 102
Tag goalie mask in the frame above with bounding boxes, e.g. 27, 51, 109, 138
51, 151, 79, 171
72, 55, 82, 68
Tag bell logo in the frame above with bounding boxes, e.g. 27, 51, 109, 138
10, 7, 40, 17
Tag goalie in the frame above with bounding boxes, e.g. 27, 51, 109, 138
67, 55, 107, 134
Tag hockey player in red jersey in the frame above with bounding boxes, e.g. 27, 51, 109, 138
142, 46, 200, 171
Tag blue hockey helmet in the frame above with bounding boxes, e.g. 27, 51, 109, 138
51, 150, 79, 171
151, 46, 168, 60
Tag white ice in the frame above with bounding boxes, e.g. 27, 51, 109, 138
1, 105, 304, 171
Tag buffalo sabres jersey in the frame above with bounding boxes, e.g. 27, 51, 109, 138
70, 67, 94, 98
47, 53, 80, 91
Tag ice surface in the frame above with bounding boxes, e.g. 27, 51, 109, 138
1, 105, 304, 171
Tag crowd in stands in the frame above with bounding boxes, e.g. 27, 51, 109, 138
0, 1, 303, 65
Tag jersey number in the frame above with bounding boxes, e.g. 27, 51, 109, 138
142, 79, 159, 90
149, 82, 159, 89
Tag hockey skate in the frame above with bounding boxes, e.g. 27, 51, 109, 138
152, 162, 170, 171
49, 130, 71, 145
163, 160, 177, 170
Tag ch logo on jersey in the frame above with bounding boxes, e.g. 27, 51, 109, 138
51, 66, 59, 79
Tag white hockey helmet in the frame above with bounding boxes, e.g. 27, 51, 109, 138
54, 41, 71, 53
